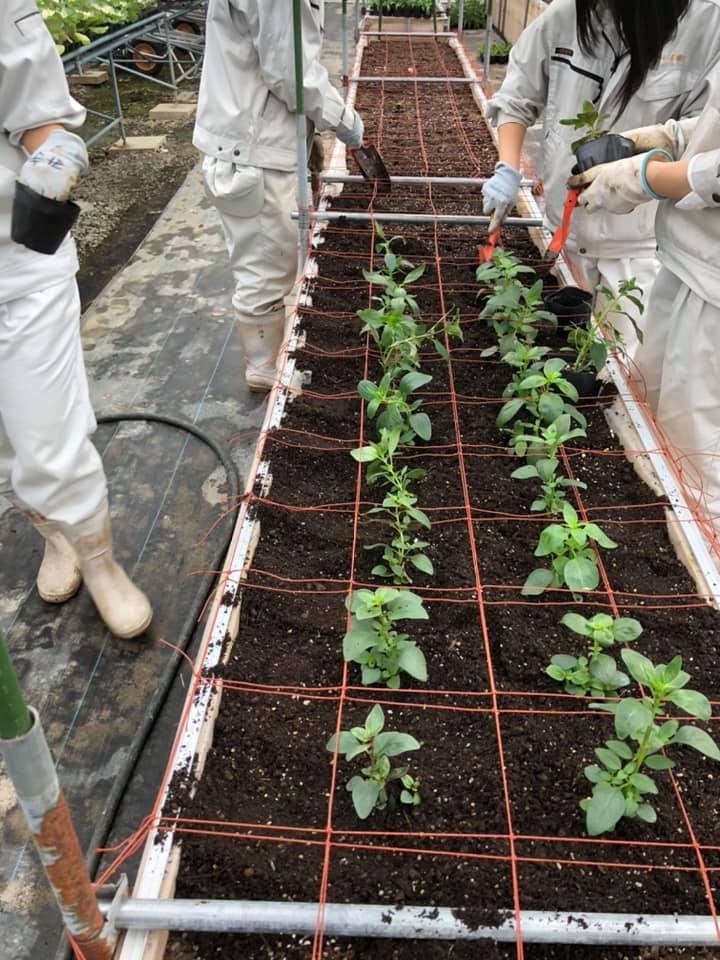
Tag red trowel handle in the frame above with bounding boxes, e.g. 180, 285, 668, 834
546, 189, 579, 258
478, 229, 500, 264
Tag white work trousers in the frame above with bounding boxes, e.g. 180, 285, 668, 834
0, 277, 107, 525
203, 160, 298, 329
635, 267, 720, 531
564, 252, 659, 365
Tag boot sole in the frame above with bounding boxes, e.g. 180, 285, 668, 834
113, 608, 153, 641
38, 578, 82, 604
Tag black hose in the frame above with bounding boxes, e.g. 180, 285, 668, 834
54, 411, 241, 960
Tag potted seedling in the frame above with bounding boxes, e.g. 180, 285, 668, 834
560, 100, 635, 172
564, 278, 644, 396
544, 285, 593, 332
478, 40, 513, 64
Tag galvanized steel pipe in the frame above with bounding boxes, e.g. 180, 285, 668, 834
292, 210, 542, 226
98, 899, 720, 946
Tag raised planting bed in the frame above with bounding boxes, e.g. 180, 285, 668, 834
126, 37, 720, 960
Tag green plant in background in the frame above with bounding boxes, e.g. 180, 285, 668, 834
479, 41, 513, 61
366, 0, 437, 16
38, 0, 154, 52
523, 501, 617, 597
327, 704, 422, 818
567, 278, 645, 374
343, 587, 428, 687
560, 100, 611, 153
449, 0, 487, 27
546, 613, 643, 696
358, 371, 433, 444
582, 652, 720, 835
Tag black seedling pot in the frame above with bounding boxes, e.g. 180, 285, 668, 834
574, 133, 635, 174
544, 286, 593, 330
11, 181, 80, 256
564, 368, 602, 397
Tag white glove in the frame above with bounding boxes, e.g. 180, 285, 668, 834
622, 117, 699, 160
482, 161, 522, 232
336, 108, 364, 150
20, 130, 89, 202
568, 154, 653, 215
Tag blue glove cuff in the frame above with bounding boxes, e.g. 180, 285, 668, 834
640, 148, 674, 201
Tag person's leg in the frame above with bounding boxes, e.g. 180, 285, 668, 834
207, 161, 297, 391
632, 267, 683, 412
595, 256, 659, 364
0, 279, 151, 636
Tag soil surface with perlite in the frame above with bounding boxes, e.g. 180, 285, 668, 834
167, 38, 720, 960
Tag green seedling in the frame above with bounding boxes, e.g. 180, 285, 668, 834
560, 100, 611, 153
568, 278, 645, 374
476, 248, 535, 290
481, 279, 557, 357
343, 588, 429, 688
358, 370, 433, 444
326, 703, 422, 819
498, 358, 586, 445
511, 454, 587, 515
546, 613, 643, 696
523, 501, 617, 596
582, 651, 720, 835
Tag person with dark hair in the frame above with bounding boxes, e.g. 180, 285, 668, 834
567, 84, 720, 533
482, 0, 720, 358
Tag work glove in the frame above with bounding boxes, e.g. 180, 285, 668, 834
482, 161, 522, 232
567, 154, 654, 216
621, 116, 699, 160
19, 130, 89, 202
336, 107, 365, 150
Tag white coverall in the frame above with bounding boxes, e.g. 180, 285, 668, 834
486, 0, 720, 359
0, 0, 106, 525
634, 87, 720, 531
193, 0, 359, 336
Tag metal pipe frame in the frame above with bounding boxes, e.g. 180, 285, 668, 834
100, 899, 720, 946
350, 74, 471, 81
484, 0, 493, 80
292, 210, 542, 226
319, 173, 534, 186
360, 30, 456, 37
293, 0, 311, 271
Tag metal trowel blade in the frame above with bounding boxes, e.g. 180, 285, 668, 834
353, 145, 392, 193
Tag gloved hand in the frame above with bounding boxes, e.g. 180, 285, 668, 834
568, 154, 654, 215
482, 161, 522, 232
622, 116, 699, 160
20, 130, 89, 202
336, 107, 365, 150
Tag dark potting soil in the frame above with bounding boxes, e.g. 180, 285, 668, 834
169, 38, 720, 960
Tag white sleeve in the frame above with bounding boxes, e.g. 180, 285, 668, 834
1, 0, 86, 146
239, 0, 356, 136
486, 10, 552, 129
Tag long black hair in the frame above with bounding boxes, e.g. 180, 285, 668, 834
576, 0, 692, 114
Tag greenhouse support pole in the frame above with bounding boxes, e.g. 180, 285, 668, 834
107, 51, 127, 143
341, 0, 348, 85
457, 0, 465, 37
0, 634, 119, 960
484, 0, 493, 80
354, 0, 360, 43
292, 0, 310, 271
378, 0, 383, 33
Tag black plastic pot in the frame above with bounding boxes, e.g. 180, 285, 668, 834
544, 286, 593, 330
11, 181, 80, 256
574, 133, 635, 174
564, 368, 602, 397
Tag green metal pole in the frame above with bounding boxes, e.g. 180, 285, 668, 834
292, 0, 305, 117
378, 0, 383, 33
0, 632, 31, 740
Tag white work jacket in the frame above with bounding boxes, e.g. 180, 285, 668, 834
0, 0, 85, 302
656, 78, 720, 307
194, 0, 355, 170
487, 0, 720, 258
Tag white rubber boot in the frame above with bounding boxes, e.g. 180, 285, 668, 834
60, 500, 153, 640
20, 508, 82, 604
237, 315, 284, 392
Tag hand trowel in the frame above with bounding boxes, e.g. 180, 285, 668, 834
352, 143, 392, 194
